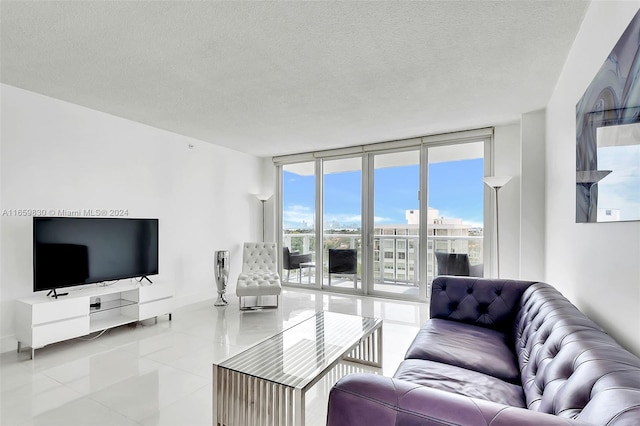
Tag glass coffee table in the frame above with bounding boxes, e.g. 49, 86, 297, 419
213, 311, 382, 426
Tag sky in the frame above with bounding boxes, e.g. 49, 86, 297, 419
597, 144, 640, 221
283, 158, 484, 229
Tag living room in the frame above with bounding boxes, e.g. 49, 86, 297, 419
1, 1, 639, 425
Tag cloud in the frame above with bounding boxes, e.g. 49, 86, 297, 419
438, 210, 483, 229
597, 184, 640, 221
323, 213, 362, 224
284, 206, 484, 229
283, 204, 315, 228
598, 145, 640, 185
373, 216, 394, 223
597, 144, 640, 220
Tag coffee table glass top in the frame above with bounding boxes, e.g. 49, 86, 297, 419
218, 311, 381, 389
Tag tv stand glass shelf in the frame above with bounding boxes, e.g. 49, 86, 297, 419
15, 281, 173, 359
89, 298, 137, 313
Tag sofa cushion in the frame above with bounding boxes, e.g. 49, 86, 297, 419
430, 277, 535, 337
405, 318, 521, 383
394, 359, 526, 408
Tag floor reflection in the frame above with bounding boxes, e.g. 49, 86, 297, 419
1, 287, 428, 426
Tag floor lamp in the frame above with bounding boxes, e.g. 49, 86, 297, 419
255, 193, 273, 242
483, 176, 511, 278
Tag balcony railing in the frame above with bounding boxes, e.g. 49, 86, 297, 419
283, 232, 483, 287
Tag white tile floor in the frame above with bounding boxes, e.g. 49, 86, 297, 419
1, 288, 429, 426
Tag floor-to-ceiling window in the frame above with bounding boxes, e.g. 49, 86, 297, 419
276, 129, 492, 301
426, 142, 486, 283
281, 162, 316, 285
322, 157, 362, 291
370, 150, 421, 298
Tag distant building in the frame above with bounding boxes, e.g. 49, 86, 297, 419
283, 208, 483, 286
373, 209, 482, 284
597, 208, 621, 222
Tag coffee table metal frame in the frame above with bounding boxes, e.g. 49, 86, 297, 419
213, 311, 382, 426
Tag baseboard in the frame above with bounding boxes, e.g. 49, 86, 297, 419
1, 334, 17, 354
172, 289, 237, 311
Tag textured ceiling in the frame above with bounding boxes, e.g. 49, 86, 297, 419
0, 1, 589, 157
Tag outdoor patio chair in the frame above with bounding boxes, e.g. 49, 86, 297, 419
282, 247, 312, 283
435, 252, 483, 277
328, 249, 357, 287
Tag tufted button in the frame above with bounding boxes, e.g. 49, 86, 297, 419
449, 302, 458, 310
495, 289, 502, 296
467, 288, 473, 294
478, 304, 489, 314
441, 285, 447, 291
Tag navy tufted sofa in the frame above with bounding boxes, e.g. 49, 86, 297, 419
327, 277, 640, 425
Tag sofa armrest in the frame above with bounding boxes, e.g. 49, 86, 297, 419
327, 374, 588, 426
430, 277, 535, 334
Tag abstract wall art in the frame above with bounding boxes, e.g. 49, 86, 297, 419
576, 9, 640, 223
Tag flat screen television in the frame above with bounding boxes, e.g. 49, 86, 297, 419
33, 217, 159, 294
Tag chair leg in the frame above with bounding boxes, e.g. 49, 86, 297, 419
328, 273, 331, 286
287, 270, 290, 282
238, 293, 280, 311
353, 274, 357, 288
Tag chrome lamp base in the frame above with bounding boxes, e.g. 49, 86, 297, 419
214, 294, 228, 306
214, 250, 230, 307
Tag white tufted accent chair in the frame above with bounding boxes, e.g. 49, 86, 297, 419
236, 242, 281, 310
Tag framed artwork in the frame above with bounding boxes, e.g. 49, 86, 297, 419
576, 9, 640, 223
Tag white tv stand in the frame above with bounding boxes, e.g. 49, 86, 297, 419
15, 281, 173, 359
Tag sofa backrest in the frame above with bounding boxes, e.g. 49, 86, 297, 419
514, 283, 640, 425
430, 277, 535, 336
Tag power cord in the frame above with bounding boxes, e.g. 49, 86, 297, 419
76, 328, 111, 341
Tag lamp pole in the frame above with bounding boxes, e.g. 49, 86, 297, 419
255, 193, 273, 242
260, 199, 266, 242
483, 176, 511, 278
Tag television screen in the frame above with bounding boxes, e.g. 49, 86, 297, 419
33, 217, 159, 292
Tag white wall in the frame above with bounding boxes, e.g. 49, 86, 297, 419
0, 84, 265, 352
546, 2, 640, 355
490, 119, 548, 282
260, 156, 277, 242
494, 123, 521, 280
520, 110, 546, 281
